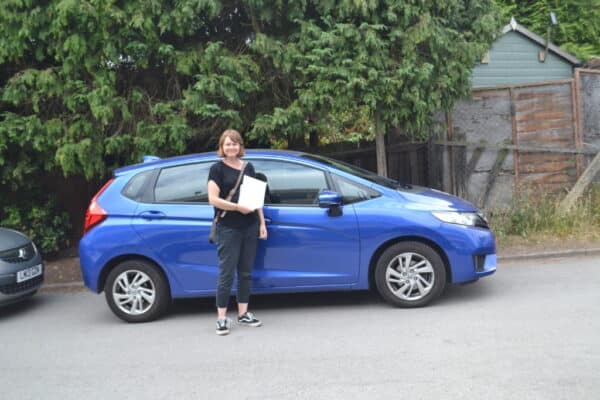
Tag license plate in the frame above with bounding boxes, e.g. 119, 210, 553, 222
16, 264, 43, 283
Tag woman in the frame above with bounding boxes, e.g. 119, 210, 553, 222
207, 129, 268, 336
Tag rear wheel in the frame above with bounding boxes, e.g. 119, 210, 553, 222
104, 259, 170, 322
374, 242, 446, 307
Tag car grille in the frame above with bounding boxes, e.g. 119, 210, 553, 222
0, 274, 44, 295
0, 243, 36, 263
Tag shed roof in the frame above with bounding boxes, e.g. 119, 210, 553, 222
502, 17, 581, 66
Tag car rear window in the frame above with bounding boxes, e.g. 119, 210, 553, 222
122, 170, 155, 202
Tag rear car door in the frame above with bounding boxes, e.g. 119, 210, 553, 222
131, 161, 218, 294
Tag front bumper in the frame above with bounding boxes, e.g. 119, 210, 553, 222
0, 264, 44, 306
440, 225, 497, 283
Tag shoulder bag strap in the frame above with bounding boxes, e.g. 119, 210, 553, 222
217, 161, 247, 219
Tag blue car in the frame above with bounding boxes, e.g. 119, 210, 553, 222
79, 150, 496, 322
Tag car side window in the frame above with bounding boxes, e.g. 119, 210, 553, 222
251, 160, 329, 205
331, 174, 380, 204
155, 162, 211, 203
122, 170, 155, 202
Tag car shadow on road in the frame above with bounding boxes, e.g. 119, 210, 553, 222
168, 281, 494, 318
170, 290, 381, 317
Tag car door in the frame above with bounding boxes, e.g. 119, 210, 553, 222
249, 159, 360, 289
131, 161, 218, 294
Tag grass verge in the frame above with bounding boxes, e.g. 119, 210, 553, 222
488, 186, 600, 249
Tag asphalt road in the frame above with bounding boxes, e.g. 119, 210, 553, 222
1, 256, 599, 400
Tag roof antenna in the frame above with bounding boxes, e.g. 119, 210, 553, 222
539, 12, 559, 62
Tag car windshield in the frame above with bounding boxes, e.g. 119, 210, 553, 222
300, 154, 403, 190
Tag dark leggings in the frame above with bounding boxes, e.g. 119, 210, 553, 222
215, 222, 258, 308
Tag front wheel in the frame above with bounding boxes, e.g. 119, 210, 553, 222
374, 242, 446, 308
104, 259, 170, 323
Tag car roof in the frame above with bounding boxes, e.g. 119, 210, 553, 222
113, 149, 316, 176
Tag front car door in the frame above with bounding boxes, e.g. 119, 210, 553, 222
249, 159, 360, 290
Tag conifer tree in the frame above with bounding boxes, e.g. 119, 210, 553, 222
496, 0, 600, 61
0, 0, 501, 247
250, 1, 500, 175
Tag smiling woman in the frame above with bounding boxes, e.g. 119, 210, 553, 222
207, 129, 267, 335
0, 228, 44, 306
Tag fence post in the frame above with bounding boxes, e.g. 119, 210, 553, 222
559, 151, 600, 212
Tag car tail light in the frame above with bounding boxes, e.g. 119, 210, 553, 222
83, 178, 114, 235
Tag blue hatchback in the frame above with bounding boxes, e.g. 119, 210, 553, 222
79, 150, 496, 322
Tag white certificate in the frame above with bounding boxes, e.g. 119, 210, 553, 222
237, 175, 267, 210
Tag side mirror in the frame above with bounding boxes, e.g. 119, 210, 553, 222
318, 190, 343, 216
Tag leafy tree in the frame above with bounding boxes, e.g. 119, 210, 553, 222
0, 0, 261, 180
496, 0, 600, 61
0, 0, 261, 250
249, 1, 501, 176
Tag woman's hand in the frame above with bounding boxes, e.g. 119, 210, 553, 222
259, 223, 268, 240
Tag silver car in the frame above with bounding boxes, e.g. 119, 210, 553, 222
0, 227, 44, 306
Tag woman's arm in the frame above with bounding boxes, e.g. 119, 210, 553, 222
208, 180, 253, 214
257, 208, 268, 239
208, 180, 238, 212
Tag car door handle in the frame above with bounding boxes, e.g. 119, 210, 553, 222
138, 210, 166, 220
264, 218, 272, 224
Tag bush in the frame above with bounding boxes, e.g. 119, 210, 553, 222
1, 198, 71, 257
489, 185, 600, 240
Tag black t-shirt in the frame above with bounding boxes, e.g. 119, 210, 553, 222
208, 160, 258, 228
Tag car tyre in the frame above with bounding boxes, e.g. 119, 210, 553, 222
374, 242, 446, 308
105, 259, 170, 323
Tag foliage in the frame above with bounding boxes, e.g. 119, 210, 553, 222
1, 198, 71, 256
0, 0, 261, 180
495, 0, 600, 61
0, 0, 501, 250
0, 0, 261, 250
489, 186, 600, 240
0, 0, 502, 174
249, 1, 501, 154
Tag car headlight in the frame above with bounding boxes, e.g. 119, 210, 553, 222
0, 242, 36, 262
432, 211, 488, 228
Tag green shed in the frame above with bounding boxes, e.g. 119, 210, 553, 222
471, 17, 581, 88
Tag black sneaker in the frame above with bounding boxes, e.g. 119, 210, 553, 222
216, 318, 231, 336
237, 312, 262, 327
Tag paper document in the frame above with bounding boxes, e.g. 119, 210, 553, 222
237, 175, 267, 210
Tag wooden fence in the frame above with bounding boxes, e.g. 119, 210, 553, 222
320, 68, 600, 209
321, 142, 430, 186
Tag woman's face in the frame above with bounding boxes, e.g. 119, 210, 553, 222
222, 136, 241, 158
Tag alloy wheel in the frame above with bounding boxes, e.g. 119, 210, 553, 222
384, 252, 435, 301
112, 270, 156, 315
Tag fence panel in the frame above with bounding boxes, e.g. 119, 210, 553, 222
579, 69, 600, 182
513, 82, 579, 193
